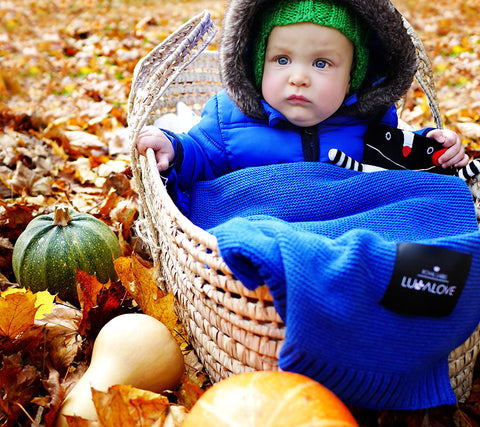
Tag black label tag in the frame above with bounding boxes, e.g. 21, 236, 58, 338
381, 242, 471, 317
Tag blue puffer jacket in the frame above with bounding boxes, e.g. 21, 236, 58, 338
159, 0, 426, 203
164, 89, 402, 192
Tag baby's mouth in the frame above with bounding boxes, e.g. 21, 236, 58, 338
287, 95, 309, 104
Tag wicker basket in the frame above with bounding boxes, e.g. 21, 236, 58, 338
129, 10, 480, 402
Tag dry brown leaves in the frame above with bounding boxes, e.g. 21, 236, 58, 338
392, 0, 480, 152
0, 268, 206, 426
1, 0, 480, 426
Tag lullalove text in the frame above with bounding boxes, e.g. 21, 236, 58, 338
401, 276, 456, 296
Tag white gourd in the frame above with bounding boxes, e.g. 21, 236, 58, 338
54, 313, 184, 426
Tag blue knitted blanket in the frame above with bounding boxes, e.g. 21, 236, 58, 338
187, 162, 480, 410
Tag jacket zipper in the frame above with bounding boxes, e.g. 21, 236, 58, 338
301, 126, 319, 162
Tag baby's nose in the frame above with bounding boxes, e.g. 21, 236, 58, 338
288, 69, 310, 86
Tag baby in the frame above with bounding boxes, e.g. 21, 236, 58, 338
137, 0, 467, 192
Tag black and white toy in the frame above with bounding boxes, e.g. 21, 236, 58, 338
329, 123, 480, 182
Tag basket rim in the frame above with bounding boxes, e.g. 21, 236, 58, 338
127, 11, 480, 403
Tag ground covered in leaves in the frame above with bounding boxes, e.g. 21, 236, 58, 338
1, 0, 480, 426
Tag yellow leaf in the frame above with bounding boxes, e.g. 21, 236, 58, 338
62, 84, 76, 94
5, 19, 17, 30
2, 288, 55, 320
28, 65, 41, 76
116, 255, 179, 332
456, 76, 469, 87
153, 292, 177, 332
434, 63, 448, 74
34, 290, 56, 319
79, 66, 94, 76
176, 373, 206, 410
114, 256, 134, 287
92, 384, 170, 427
451, 45, 466, 55
0, 289, 37, 338
1, 288, 23, 297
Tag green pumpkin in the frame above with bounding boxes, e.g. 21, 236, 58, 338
12, 205, 122, 302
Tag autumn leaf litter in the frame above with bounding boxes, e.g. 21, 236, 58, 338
1, 0, 480, 426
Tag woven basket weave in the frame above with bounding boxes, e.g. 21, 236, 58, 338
129, 10, 480, 402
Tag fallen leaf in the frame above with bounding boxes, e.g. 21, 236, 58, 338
0, 353, 41, 426
92, 384, 170, 427
175, 374, 206, 411
457, 122, 480, 140
6, 161, 53, 196
62, 415, 98, 426
164, 405, 188, 427
65, 131, 105, 149
36, 302, 82, 373
34, 362, 63, 425
76, 270, 134, 351
1, 288, 55, 321
0, 288, 37, 339
77, 270, 105, 311
116, 255, 178, 331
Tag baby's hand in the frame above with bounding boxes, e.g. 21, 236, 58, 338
427, 128, 468, 168
136, 125, 175, 171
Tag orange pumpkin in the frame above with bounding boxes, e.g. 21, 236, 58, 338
182, 371, 358, 426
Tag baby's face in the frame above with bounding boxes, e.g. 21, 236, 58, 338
261, 22, 353, 127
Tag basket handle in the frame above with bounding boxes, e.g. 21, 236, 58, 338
128, 10, 217, 147
400, 17, 443, 129
128, 11, 217, 261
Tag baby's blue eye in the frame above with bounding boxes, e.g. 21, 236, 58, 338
276, 56, 289, 65
314, 59, 327, 69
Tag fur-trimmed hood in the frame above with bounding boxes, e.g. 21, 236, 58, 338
219, 0, 417, 120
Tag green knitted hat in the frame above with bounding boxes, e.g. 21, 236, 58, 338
252, 0, 370, 91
